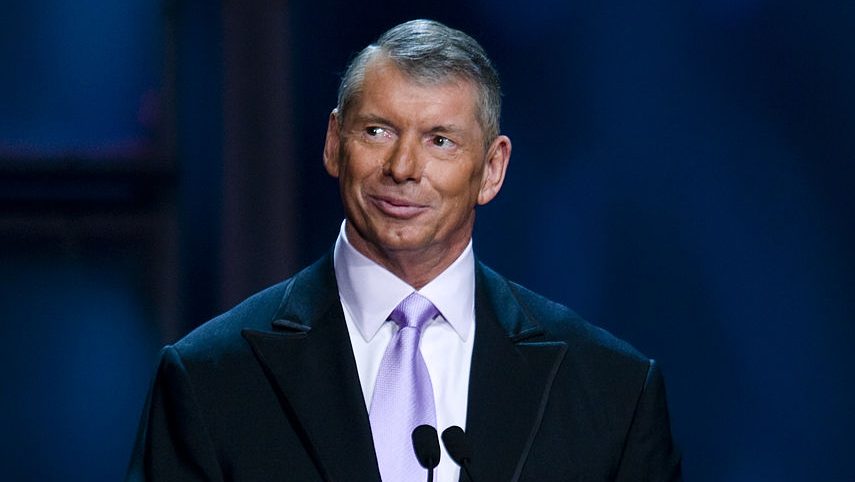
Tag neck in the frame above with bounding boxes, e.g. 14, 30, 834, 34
345, 225, 470, 290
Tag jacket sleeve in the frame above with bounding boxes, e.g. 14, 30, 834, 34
614, 360, 683, 482
125, 346, 224, 482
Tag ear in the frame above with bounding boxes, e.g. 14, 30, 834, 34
477, 134, 511, 206
323, 109, 342, 178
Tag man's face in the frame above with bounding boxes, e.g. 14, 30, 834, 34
324, 57, 510, 267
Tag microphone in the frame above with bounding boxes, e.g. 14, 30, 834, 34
441, 426, 475, 482
412, 424, 440, 482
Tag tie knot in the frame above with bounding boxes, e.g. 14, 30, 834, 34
389, 292, 439, 330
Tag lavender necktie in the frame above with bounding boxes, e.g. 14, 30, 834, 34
370, 292, 439, 481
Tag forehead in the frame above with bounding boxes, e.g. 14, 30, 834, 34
348, 57, 481, 129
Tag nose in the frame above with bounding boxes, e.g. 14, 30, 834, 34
383, 136, 422, 183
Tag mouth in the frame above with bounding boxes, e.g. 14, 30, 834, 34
369, 194, 429, 219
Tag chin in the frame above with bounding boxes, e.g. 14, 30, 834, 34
375, 231, 431, 252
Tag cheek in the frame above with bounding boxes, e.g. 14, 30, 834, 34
342, 146, 384, 182
340, 165, 382, 212
342, 176, 365, 206
433, 168, 484, 210
335, 163, 359, 198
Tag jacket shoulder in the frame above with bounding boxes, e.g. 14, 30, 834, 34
503, 276, 650, 366
172, 278, 293, 362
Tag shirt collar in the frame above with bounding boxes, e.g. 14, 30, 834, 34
333, 221, 475, 343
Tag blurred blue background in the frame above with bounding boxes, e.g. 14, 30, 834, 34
1, 0, 852, 480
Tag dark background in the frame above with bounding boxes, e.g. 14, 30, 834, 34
1, 0, 853, 480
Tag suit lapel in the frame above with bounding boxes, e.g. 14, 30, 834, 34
465, 263, 568, 482
237, 255, 566, 481
241, 254, 380, 482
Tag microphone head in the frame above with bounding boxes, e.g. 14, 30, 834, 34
441, 426, 473, 465
411, 424, 441, 469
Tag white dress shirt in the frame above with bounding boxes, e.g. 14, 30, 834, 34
333, 221, 475, 482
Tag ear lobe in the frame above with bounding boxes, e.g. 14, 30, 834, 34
477, 135, 511, 206
323, 109, 341, 178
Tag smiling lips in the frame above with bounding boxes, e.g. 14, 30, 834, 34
370, 194, 429, 219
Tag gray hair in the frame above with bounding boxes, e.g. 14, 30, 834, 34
336, 19, 502, 145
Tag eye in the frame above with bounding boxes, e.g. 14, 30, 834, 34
366, 126, 389, 137
363, 125, 394, 143
431, 135, 455, 149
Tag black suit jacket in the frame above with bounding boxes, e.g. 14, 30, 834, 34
127, 254, 681, 481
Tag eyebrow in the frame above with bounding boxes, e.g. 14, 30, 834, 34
351, 113, 395, 127
428, 124, 466, 135
350, 113, 468, 137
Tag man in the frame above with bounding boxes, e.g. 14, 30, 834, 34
128, 19, 681, 481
